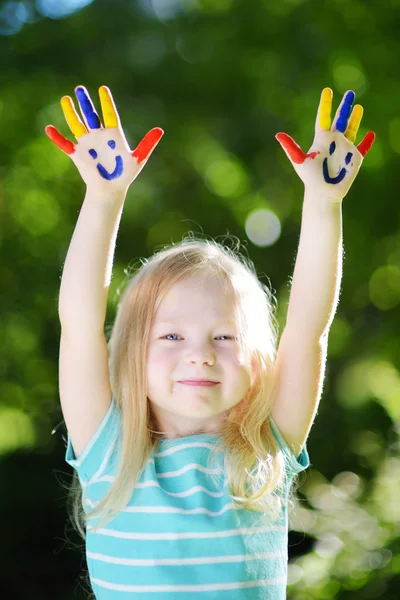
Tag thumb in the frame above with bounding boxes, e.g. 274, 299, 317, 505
275, 132, 307, 165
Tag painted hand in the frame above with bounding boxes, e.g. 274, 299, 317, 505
276, 89, 375, 201
45, 85, 163, 191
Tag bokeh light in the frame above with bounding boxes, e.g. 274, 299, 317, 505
245, 208, 281, 247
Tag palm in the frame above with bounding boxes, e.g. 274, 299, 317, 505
276, 89, 375, 201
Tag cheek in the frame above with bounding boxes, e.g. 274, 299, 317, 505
147, 346, 176, 370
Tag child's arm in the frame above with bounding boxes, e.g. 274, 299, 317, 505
270, 89, 375, 456
45, 85, 163, 456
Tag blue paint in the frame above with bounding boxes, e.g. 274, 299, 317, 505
76, 87, 101, 129
336, 91, 355, 133
329, 142, 336, 155
322, 158, 347, 184
345, 152, 353, 165
89, 149, 98, 159
97, 156, 124, 180
108, 140, 116, 149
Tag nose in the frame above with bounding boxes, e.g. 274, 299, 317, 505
185, 344, 216, 366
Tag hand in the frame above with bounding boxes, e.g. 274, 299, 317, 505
45, 85, 163, 192
275, 88, 375, 201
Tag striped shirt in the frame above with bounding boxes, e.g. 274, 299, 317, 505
65, 397, 310, 599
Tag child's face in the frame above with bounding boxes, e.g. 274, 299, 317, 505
146, 273, 252, 438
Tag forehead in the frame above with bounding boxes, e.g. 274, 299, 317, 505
154, 274, 236, 322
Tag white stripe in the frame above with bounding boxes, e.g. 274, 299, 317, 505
157, 462, 223, 478
91, 577, 287, 593
155, 441, 219, 457
86, 477, 229, 498
87, 460, 226, 483
88, 550, 284, 566
87, 525, 286, 539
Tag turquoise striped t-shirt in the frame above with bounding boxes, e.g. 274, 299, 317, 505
65, 397, 310, 599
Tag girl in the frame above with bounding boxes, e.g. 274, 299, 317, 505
46, 85, 374, 599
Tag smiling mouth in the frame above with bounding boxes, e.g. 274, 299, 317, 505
97, 155, 124, 180
322, 158, 347, 184
178, 381, 220, 387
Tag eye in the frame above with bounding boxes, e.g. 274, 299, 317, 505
108, 140, 116, 149
89, 149, 98, 159
329, 141, 336, 155
216, 335, 235, 340
345, 152, 353, 165
161, 334, 181, 340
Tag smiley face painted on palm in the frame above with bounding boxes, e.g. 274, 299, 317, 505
322, 141, 353, 184
88, 140, 123, 180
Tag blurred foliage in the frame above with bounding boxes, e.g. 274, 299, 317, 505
0, 0, 399, 598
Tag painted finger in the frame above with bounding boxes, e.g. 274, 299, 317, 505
45, 125, 75, 155
75, 85, 102, 130
357, 131, 375, 157
316, 88, 333, 131
132, 127, 164, 164
276, 133, 306, 163
345, 104, 363, 143
61, 96, 87, 138
332, 90, 355, 133
99, 85, 120, 129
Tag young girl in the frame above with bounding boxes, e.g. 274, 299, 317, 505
46, 85, 374, 599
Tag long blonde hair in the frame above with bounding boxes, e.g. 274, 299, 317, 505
67, 235, 297, 540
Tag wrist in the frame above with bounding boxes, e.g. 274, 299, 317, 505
85, 184, 128, 203
304, 186, 344, 206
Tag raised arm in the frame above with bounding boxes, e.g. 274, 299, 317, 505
46, 85, 163, 332
46, 85, 163, 456
271, 88, 375, 456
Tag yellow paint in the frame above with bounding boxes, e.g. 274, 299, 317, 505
99, 86, 119, 128
61, 96, 87, 138
319, 88, 333, 130
345, 104, 363, 142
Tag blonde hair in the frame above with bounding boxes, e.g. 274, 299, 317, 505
67, 234, 299, 540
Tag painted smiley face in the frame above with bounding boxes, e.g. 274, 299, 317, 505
322, 141, 353, 184
88, 140, 124, 180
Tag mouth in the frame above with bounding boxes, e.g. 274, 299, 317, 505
322, 158, 347, 184
178, 380, 220, 387
97, 155, 124, 180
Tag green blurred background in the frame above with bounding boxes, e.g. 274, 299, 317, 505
1, 0, 399, 598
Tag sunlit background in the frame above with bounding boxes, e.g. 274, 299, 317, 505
0, 0, 399, 598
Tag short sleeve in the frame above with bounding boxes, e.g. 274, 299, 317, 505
269, 417, 310, 476
65, 396, 121, 483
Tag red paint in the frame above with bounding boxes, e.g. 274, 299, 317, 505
45, 125, 75, 154
132, 127, 164, 164
276, 133, 319, 164
45, 125, 75, 155
357, 131, 375, 157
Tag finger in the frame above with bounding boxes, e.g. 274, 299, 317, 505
60, 96, 88, 138
357, 131, 375, 157
332, 90, 355, 133
275, 133, 307, 164
316, 87, 333, 131
345, 104, 363, 143
75, 85, 102, 130
98, 85, 120, 129
45, 125, 75, 155
132, 127, 164, 164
